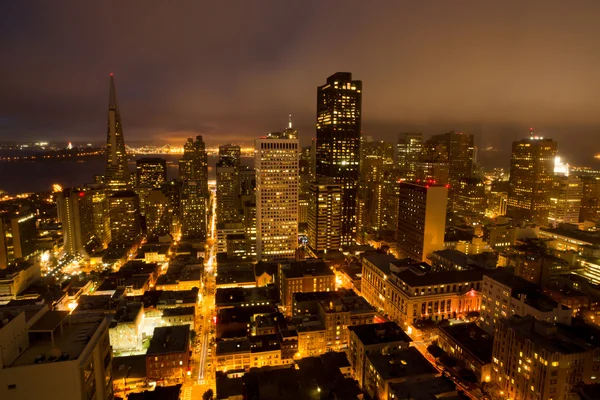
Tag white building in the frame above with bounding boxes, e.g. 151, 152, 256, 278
255, 129, 299, 262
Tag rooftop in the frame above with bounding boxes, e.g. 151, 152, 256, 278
128, 384, 181, 400
393, 268, 486, 287
281, 260, 334, 279
161, 306, 195, 317
110, 302, 143, 326
389, 376, 458, 399
438, 322, 493, 364
540, 225, 600, 245
146, 325, 189, 355
348, 322, 412, 346
501, 315, 598, 355
215, 285, 279, 307
216, 338, 251, 355
112, 355, 147, 381
367, 347, 437, 381
12, 313, 108, 367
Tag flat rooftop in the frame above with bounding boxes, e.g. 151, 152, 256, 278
502, 316, 596, 355
161, 306, 195, 317
367, 347, 437, 380
12, 314, 107, 367
113, 355, 147, 381
389, 376, 458, 399
147, 325, 189, 355
438, 322, 493, 364
348, 322, 411, 346
394, 268, 485, 287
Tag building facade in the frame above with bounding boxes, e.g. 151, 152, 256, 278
315, 72, 362, 246
104, 74, 129, 192
135, 158, 166, 187
396, 182, 447, 263
507, 135, 557, 225
255, 130, 299, 262
307, 181, 342, 254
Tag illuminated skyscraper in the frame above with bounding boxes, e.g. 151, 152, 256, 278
453, 177, 487, 219
181, 180, 207, 241
549, 174, 582, 226
396, 133, 422, 180
255, 130, 299, 262
104, 74, 130, 191
307, 181, 342, 254
217, 144, 241, 222
507, 134, 557, 225
57, 188, 95, 258
218, 144, 241, 170
145, 188, 172, 238
0, 213, 37, 269
136, 158, 167, 187
109, 191, 141, 248
396, 182, 448, 263
178, 136, 209, 196
316, 72, 362, 247
357, 140, 394, 238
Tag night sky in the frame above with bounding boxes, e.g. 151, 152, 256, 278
2, 1, 600, 164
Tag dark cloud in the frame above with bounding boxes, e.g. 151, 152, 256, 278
1, 1, 600, 165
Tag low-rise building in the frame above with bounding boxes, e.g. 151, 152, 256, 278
160, 306, 195, 330
215, 285, 279, 310
492, 316, 600, 400
480, 269, 572, 334
278, 260, 335, 314
0, 262, 41, 302
364, 347, 438, 400
146, 325, 190, 381
347, 321, 412, 389
361, 253, 485, 326
109, 302, 144, 352
437, 322, 493, 382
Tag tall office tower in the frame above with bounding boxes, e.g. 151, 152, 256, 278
218, 144, 241, 169
178, 140, 194, 181
396, 133, 422, 180
548, 174, 582, 226
453, 177, 487, 219
217, 144, 241, 222
299, 146, 313, 197
145, 188, 171, 238
255, 131, 299, 262
580, 174, 600, 223
428, 131, 475, 187
180, 180, 207, 241
239, 167, 256, 196
381, 169, 402, 232
178, 136, 209, 193
316, 72, 362, 247
135, 157, 167, 187
396, 182, 448, 262
57, 189, 96, 258
108, 191, 141, 248
90, 188, 111, 248
357, 141, 394, 237
162, 180, 183, 237
307, 181, 342, 254
104, 74, 130, 192
243, 199, 257, 260
415, 136, 450, 185
507, 135, 557, 225
0, 213, 37, 269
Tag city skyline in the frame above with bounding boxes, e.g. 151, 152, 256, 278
2, 2, 600, 165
